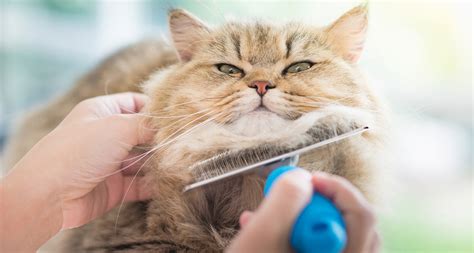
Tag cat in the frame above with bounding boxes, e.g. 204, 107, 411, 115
3, 5, 387, 252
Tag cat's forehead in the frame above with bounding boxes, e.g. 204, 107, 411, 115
206, 22, 325, 64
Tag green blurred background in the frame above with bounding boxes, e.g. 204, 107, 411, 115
1, 0, 472, 252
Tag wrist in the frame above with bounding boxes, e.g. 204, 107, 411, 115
1, 145, 64, 252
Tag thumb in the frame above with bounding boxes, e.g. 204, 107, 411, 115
108, 114, 155, 149
252, 169, 313, 243
227, 169, 312, 253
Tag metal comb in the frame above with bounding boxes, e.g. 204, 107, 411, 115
183, 126, 369, 192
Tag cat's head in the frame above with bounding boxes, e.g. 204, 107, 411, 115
145, 5, 379, 159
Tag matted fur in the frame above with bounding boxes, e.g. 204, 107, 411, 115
4, 5, 387, 252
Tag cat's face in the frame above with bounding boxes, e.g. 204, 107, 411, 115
146, 6, 376, 153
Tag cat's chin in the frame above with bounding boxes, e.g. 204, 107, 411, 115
245, 106, 282, 120
227, 108, 292, 137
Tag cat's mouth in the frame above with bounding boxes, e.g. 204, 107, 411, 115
245, 104, 292, 120
248, 104, 301, 121
222, 104, 295, 137
248, 105, 273, 114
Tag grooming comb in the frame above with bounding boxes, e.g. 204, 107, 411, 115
183, 125, 369, 253
184, 126, 369, 192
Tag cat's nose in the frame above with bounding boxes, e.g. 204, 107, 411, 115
248, 80, 274, 97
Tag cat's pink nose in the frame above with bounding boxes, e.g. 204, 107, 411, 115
249, 80, 274, 96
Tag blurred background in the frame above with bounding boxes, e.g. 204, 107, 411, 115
1, 0, 472, 252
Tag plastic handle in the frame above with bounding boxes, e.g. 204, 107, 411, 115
263, 166, 347, 253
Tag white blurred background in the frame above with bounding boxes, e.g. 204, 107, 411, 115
1, 0, 472, 252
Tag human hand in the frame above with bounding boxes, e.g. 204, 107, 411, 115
226, 171, 379, 253
1, 93, 154, 252
43, 93, 154, 228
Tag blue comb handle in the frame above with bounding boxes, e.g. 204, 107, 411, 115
263, 166, 347, 253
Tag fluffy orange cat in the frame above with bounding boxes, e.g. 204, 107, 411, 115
4, 5, 387, 252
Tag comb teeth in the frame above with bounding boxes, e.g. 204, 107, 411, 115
188, 123, 363, 183
190, 144, 289, 183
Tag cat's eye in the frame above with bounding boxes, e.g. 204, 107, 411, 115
284, 61, 313, 74
217, 64, 244, 77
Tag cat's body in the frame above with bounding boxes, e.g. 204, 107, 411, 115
4, 6, 387, 252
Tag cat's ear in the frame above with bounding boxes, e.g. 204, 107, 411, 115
325, 4, 368, 63
168, 9, 210, 62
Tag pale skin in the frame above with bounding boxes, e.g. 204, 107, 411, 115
0, 93, 379, 252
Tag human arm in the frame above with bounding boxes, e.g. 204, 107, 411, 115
0, 93, 153, 252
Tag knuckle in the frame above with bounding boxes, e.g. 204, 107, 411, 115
77, 98, 96, 109
331, 174, 353, 189
356, 203, 377, 226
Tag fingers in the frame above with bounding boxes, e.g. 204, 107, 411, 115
230, 171, 379, 253
69, 92, 156, 154
311, 172, 378, 253
312, 172, 372, 215
119, 150, 153, 176
105, 114, 156, 148
369, 230, 381, 253
77, 92, 150, 118
117, 176, 151, 205
127, 93, 149, 113
227, 170, 312, 253
101, 92, 150, 114
258, 169, 313, 235
112, 92, 149, 113
101, 174, 151, 222
104, 174, 148, 210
